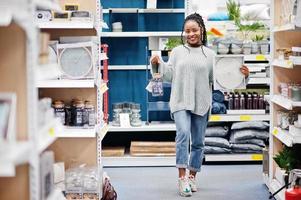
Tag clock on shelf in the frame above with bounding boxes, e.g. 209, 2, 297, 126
57, 42, 95, 80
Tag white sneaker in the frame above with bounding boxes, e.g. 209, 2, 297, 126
188, 175, 197, 192
178, 177, 192, 197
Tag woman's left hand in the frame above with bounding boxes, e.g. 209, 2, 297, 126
240, 65, 249, 78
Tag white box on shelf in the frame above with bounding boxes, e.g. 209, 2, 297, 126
53, 162, 65, 184
147, 0, 157, 9
159, 37, 168, 50
289, 125, 301, 137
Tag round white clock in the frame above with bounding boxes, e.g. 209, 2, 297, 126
58, 47, 92, 79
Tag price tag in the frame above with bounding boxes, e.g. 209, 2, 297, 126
119, 113, 131, 128
210, 115, 221, 122
49, 127, 55, 136
99, 124, 109, 138
273, 128, 279, 136
100, 83, 108, 94
240, 115, 252, 121
251, 154, 263, 161
256, 55, 266, 61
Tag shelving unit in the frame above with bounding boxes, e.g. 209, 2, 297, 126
36, 0, 107, 199
268, 0, 301, 199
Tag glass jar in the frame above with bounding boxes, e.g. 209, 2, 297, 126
72, 100, 84, 126
83, 100, 95, 127
130, 103, 142, 127
52, 100, 65, 125
65, 105, 72, 126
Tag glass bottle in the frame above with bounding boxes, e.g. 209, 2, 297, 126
240, 94, 246, 110
247, 94, 252, 110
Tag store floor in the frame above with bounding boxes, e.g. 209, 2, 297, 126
104, 164, 272, 200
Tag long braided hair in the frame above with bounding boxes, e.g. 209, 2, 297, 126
181, 13, 207, 56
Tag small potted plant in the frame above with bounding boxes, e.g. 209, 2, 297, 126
273, 147, 296, 186
164, 37, 182, 56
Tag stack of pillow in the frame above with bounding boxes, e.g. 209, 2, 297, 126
229, 121, 269, 153
204, 125, 231, 154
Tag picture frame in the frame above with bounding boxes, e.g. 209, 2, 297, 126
0, 93, 16, 143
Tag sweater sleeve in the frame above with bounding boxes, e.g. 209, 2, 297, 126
208, 50, 215, 85
151, 50, 175, 83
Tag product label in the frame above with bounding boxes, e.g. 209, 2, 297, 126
273, 128, 278, 136
210, 115, 221, 121
256, 55, 266, 61
251, 154, 263, 161
240, 115, 252, 121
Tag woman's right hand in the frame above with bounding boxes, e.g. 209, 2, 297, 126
150, 55, 161, 65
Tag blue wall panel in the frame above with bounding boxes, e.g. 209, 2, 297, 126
101, 37, 148, 65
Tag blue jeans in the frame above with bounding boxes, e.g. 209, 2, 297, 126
173, 110, 208, 172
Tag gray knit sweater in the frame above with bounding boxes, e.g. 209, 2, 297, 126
151, 45, 215, 116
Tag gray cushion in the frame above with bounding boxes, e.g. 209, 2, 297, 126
205, 126, 229, 137
205, 137, 231, 148
231, 121, 269, 130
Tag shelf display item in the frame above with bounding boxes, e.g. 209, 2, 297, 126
64, 4, 79, 11
35, 10, 52, 22
57, 42, 95, 80
112, 22, 123, 32
48, 41, 58, 64
147, 0, 157, 9
213, 55, 246, 91
71, 100, 84, 127
70, 11, 93, 22
112, 103, 123, 127
130, 103, 142, 127
0, 93, 16, 142
40, 151, 55, 200
52, 100, 65, 125
53, 12, 70, 21
38, 98, 54, 128
83, 100, 95, 127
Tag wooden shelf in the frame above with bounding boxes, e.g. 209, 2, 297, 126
248, 77, 270, 85
271, 95, 301, 110
272, 59, 293, 69
272, 127, 301, 147
38, 21, 94, 29
57, 126, 96, 138
205, 154, 263, 162
102, 153, 263, 167
273, 23, 301, 32
38, 118, 62, 153
36, 79, 95, 88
